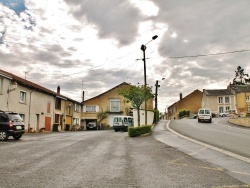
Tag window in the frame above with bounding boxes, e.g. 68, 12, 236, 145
218, 97, 223, 104
225, 106, 230, 111
86, 106, 96, 112
0, 113, 8, 122
247, 106, 250, 112
246, 96, 250, 102
219, 107, 224, 113
73, 118, 79, 125
47, 101, 51, 113
110, 99, 120, 112
74, 103, 80, 112
20, 91, 26, 103
225, 97, 230, 104
198, 109, 204, 114
55, 98, 61, 110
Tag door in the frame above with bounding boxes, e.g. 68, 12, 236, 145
36, 114, 39, 131
45, 116, 51, 131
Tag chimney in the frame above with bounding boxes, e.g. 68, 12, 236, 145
82, 91, 85, 103
180, 93, 183, 100
57, 86, 60, 94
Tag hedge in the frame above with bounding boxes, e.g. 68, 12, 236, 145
128, 125, 152, 137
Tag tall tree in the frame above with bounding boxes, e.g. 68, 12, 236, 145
118, 85, 153, 126
233, 66, 250, 85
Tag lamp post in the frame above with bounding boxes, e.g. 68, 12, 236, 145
140, 35, 158, 125
155, 78, 165, 110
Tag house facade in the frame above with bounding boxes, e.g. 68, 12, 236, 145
54, 86, 82, 131
167, 89, 203, 119
82, 82, 154, 127
0, 69, 82, 132
0, 69, 55, 132
227, 84, 250, 116
201, 89, 236, 114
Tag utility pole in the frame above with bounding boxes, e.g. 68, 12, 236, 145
155, 80, 159, 110
141, 44, 147, 125
140, 35, 158, 125
155, 78, 165, 110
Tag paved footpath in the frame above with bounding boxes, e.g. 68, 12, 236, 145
153, 120, 250, 187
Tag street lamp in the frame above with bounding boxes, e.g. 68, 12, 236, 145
140, 35, 158, 125
155, 78, 165, 110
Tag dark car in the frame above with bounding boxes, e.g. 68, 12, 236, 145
0, 111, 25, 141
86, 122, 99, 130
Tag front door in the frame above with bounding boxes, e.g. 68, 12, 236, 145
45, 116, 51, 131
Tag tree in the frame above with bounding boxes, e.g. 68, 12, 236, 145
118, 85, 154, 127
233, 66, 250, 85
97, 108, 108, 125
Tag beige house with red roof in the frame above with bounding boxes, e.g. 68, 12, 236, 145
82, 82, 154, 127
0, 69, 82, 132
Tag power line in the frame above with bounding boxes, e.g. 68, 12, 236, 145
166, 49, 250, 59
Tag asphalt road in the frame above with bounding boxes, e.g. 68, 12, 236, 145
169, 117, 250, 159
153, 119, 250, 185
0, 127, 247, 188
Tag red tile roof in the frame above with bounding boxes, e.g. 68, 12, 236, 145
0, 69, 81, 103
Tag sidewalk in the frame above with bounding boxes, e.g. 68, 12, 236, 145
152, 120, 250, 185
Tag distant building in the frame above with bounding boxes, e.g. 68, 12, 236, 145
227, 84, 250, 116
201, 89, 236, 114
167, 89, 203, 119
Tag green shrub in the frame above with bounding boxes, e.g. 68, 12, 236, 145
179, 109, 190, 118
128, 125, 152, 137
153, 109, 160, 123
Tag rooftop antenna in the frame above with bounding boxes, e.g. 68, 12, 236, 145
24, 70, 29, 80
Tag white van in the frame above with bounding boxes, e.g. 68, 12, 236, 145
113, 116, 134, 132
198, 108, 212, 123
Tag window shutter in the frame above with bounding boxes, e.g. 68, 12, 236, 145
96, 106, 99, 112
83, 106, 86, 112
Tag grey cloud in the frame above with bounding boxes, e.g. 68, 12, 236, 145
64, 0, 143, 46
154, 0, 250, 56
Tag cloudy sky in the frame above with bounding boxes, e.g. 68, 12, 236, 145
1, 0, 250, 112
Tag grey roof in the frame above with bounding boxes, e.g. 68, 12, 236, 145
228, 85, 250, 93
204, 89, 234, 96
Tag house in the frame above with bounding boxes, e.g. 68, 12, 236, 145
167, 89, 203, 119
81, 82, 154, 127
54, 86, 82, 131
0, 69, 82, 132
227, 84, 250, 116
201, 89, 236, 115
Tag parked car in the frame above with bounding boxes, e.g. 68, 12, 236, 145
0, 111, 25, 141
113, 116, 134, 132
220, 110, 238, 117
197, 108, 212, 123
86, 122, 99, 130
219, 111, 229, 117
